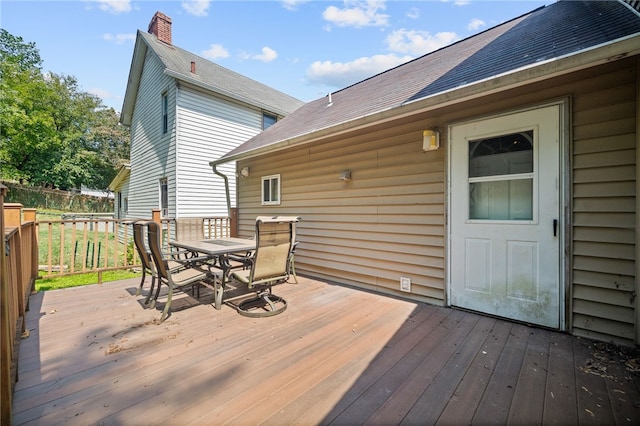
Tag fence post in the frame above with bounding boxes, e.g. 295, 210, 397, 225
4, 204, 26, 333
230, 207, 238, 237
23, 208, 38, 280
1, 184, 11, 424
151, 209, 161, 224
4, 203, 22, 228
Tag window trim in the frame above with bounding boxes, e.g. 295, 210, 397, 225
261, 174, 281, 206
162, 92, 168, 134
262, 112, 277, 130
159, 178, 169, 217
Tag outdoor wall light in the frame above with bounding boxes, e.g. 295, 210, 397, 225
422, 130, 440, 151
339, 170, 352, 181
240, 166, 250, 177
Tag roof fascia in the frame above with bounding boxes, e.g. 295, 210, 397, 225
211, 33, 640, 167
164, 69, 292, 117
107, 164, 131, 191
120, 31, 148, 126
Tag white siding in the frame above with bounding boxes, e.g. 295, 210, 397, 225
175, 87, 263, 217
128, 50, 176, 219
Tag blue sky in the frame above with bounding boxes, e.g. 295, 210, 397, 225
2, 0, 551, 111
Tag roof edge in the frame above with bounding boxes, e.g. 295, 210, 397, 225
164, 69, 295, 117
211, 33, 640, 166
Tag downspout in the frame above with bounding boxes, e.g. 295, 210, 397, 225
212, 164, 231, 215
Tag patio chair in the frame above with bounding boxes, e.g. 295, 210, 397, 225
175, 217, 204, 240
230, 216, 300, 317
287, 241, 299, 284
147, 221, 217, 322
132, 221, 189, 308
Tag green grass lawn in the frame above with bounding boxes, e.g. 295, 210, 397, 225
36, 269, 142, 291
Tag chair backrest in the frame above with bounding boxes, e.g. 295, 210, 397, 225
175, 217, 204, 241
147, 221, 170, 280
133, 221, 153, 271
250, 216, 300, 284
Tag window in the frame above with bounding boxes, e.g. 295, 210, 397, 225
124, 197, 129, 213
468, 130, 534, 221
262, 112, 277, 130
160, 178, 168, 217
162, 92, 168, 134
261, 174, 280, 205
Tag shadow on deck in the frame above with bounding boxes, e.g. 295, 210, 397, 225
12, 276, 640, 424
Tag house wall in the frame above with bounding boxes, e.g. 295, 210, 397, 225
175, 86, 265, 217
236, 57, 638, 344
128, 48, 177, 219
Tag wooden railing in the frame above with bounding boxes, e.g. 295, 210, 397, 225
36, 218, 139, 280
1, 200, 236, 422
2, 195, 39, 423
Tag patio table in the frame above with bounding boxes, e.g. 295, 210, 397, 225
170, 237, 256, 310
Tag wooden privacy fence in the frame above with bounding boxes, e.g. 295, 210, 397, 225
1, 198, 235, 422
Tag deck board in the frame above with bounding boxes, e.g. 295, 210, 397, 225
12, 277, 640, 425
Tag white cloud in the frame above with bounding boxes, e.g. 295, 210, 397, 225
323, 0, 389, 29
240, 47, 278, 63
467, 18, 485, 31
102, 33, 136, 44
253, 47, 278, 63
201, 44, 230, 60
306, 53, 413, 87
385, 29, 459, 56
96, 0, 132, 14
441, 0, 471, 5
182, 0, 211, 17
406, 7, 420, 19
281, 0, 310, 11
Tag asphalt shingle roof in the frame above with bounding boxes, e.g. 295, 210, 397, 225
138, 30, 304, 116
217, 0, 640, 163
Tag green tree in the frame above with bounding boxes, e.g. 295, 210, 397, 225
0, 29, 129, 190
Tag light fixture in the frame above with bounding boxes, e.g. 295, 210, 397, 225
339, 170, 351, 181
422, 130, 440, 151
240, 166, 250, 177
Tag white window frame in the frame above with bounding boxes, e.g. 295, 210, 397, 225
262, 112, 277, 130
162, 92, 168, 134
159, 178, 169, 217
261, 174, 281, 205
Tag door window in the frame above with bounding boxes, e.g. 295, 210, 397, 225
468, 130, 534, 220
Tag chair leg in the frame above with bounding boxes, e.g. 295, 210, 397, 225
288, 254, 298, 284
144, 276, 156, 307
136, 269, 147, 295
160, 285, 173, 322
150, 277, 162, 309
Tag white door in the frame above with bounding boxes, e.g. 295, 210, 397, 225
449, 105, 561, 329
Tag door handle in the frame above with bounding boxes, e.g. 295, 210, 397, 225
553, 219, 558, 237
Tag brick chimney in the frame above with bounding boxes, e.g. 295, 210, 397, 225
148, 11, 172, 45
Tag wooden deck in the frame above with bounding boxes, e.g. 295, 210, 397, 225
12, 276, 640, 425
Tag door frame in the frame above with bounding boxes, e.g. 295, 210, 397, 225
446, 99, 571, 331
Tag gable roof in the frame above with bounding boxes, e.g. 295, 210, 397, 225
120, 30, 304, 126
107, 163, 130, 191
212, 0, 640, 166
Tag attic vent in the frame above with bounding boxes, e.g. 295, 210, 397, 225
191, 61, 196, 74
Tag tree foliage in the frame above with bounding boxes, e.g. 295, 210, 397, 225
0, 29, 129, 191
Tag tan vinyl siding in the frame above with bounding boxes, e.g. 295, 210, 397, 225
237, 121, 446, 305
236, 57, 638, 343
571, 62, 637, 344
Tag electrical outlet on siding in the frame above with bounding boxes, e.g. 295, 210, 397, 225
400, 277, 411, 292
